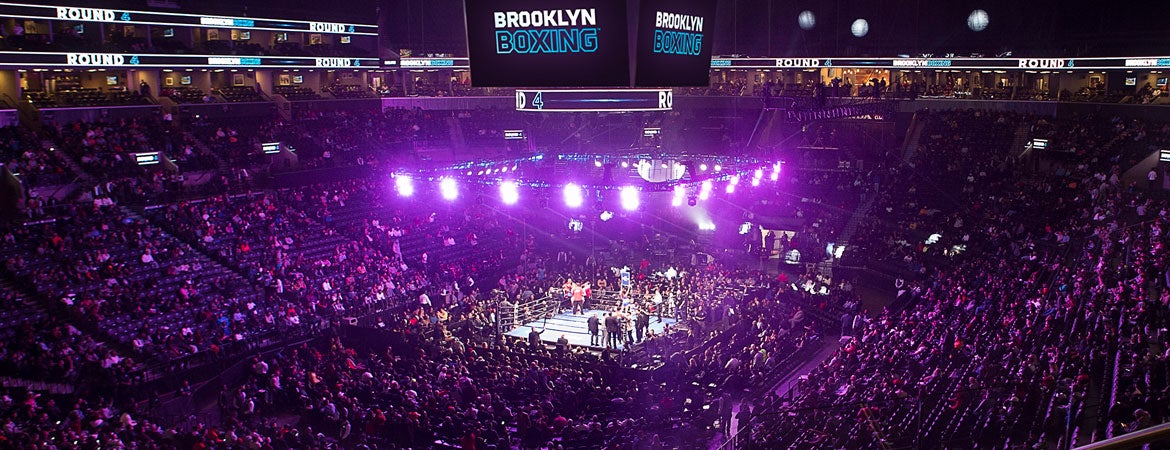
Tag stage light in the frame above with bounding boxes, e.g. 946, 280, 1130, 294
713, 164, 722, 172
688, 197, 698, 206
729, 175, 740, 185
699, 180, 712, 201
798, 10, 816, 30
594, 160, 602, 167
851, 19, 869, 37
501, 166, 508, 172
968, 9, 989, 32
754, 169, 763, 179
439, 178, 458, 201
672, 185, 685, 207
395, 175, 414, 197
699, 163, 708, 171
563, 183, 584, 208
752, 177, 762, 186
773, 162, 782, 173
621, 161, 629, 168
499, 181, 519, 205
770, 172, 779, 181
620, 186, 639, 211
600, 211, 614, 221
698, 221, 716, 231
725, 183, 736, 194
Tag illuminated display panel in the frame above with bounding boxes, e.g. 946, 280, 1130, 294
515, 89, 672, 112
0, 2, 376, 34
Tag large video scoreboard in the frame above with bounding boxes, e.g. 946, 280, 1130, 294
463, 0, 632, 87
464, 0, 719, 88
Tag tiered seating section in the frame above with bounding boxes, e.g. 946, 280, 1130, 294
0, 108, 1167, 449
745, 110, 1170, 449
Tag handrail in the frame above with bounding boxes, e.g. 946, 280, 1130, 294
1072, 422, 1170, 450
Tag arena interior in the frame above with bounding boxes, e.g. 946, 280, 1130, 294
0, 0, 1167, 449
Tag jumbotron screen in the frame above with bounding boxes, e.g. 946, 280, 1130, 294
464, 0, 630, 87
633, 0, 717, 87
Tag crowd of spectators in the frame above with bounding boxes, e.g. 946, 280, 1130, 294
1, 102, 1168, 450
744, 110, 1170, 449
0, 125, 73, 189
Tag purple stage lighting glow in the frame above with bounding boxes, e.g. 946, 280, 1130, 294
714, 164, 722, 172
729, 175, 740, 185
563, 183, 584, 208
621, 161, 629, 168
500, 181, 519, 205
752, 177, 762, 186
672, 185, 685, 207
699, 163, 708, 171
770, 172, 779, 181
395, 175, 414, 197
699, 180, 713, 200
594, 160, 602, 167
620, 186, 640, 211
439, 178, 458, 201
725, 183, 736, 194
754, 169, 764, 179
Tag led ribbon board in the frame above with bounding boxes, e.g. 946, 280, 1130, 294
515, 89, 672, 112
709, 56, 1170, 70
464, 0, 630, 87
0, 51, 380, 68
633, 0, 718, 87
0, 2, 377, 34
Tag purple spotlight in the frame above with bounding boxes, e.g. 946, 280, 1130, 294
439, 178, 458, 201
752, 177, 762, 186
500, 181, 519, 205
754, 169, 764, 179
395, 175, 414, 197
725, 183, 736, 194
729, 175, 740, 185
620, 186, 640, 211
671, 185, 685, 207
563, 183, 584, 208
699, 163, 708, 171
770, 172, 779, 181
699, 180, 712, 200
